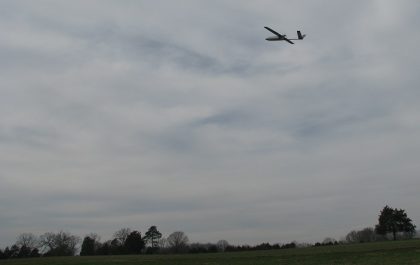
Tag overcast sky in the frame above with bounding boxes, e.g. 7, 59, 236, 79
1, 0, 420, 247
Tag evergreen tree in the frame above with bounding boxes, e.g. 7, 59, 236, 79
375, 205, 416, 240
144, 226, 162, 248
80, 236, 96, 256
17, 245, 31, 258
9, 245, 20, 258
3, 247, 12, 259
29, 248, 40, 258
124, 231, 145, 254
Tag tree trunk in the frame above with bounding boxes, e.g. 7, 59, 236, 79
392, 227, 397, 241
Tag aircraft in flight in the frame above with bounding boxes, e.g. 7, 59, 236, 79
264, 27, 306, 44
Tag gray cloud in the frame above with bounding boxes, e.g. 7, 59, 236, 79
1, 0, 420, 247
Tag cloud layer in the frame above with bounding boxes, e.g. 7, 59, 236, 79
1, 0, 420, 246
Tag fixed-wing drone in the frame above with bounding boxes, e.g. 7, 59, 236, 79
264, 27, 306, 44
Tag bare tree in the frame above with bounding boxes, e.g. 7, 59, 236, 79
113, 228, 132, 245
345, 230, 358, 243
86, 233, 101, 242
358, 227, 376, 242
322, 237, 336, 245
345, 227, 377, 243
167, 231, 189, 253
16, 233, 38, 249
158, 238, 168, 249
39, 231, 80, 256
39, 232, 56, 252
216, 240, 229, 252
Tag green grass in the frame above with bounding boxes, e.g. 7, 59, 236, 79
2, 240, 420, 265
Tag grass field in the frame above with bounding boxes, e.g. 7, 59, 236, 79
2, 240, 420, 265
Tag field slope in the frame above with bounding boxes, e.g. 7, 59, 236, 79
2, 240, 420, 265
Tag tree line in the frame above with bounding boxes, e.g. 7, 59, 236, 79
0, 205, 416, 260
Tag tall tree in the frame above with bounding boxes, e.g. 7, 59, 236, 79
80, 234, 101, 256
124, 231, 145, 254
80, 236, 96, 256
375, 205, 416, 240
144, 226, 162, 248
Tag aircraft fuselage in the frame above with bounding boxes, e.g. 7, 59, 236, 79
265, 36, 285, 41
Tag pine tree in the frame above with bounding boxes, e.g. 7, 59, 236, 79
375, 205, 416, 240
144, 226, 162, 248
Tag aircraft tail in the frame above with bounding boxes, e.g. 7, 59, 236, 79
297, 31, 306, 40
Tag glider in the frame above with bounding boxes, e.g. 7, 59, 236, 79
264, 27, 306, 44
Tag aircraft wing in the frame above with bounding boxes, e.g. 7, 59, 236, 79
264, 26, 294, 44
283, 38, 294, 44
264, 26, 282, 37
